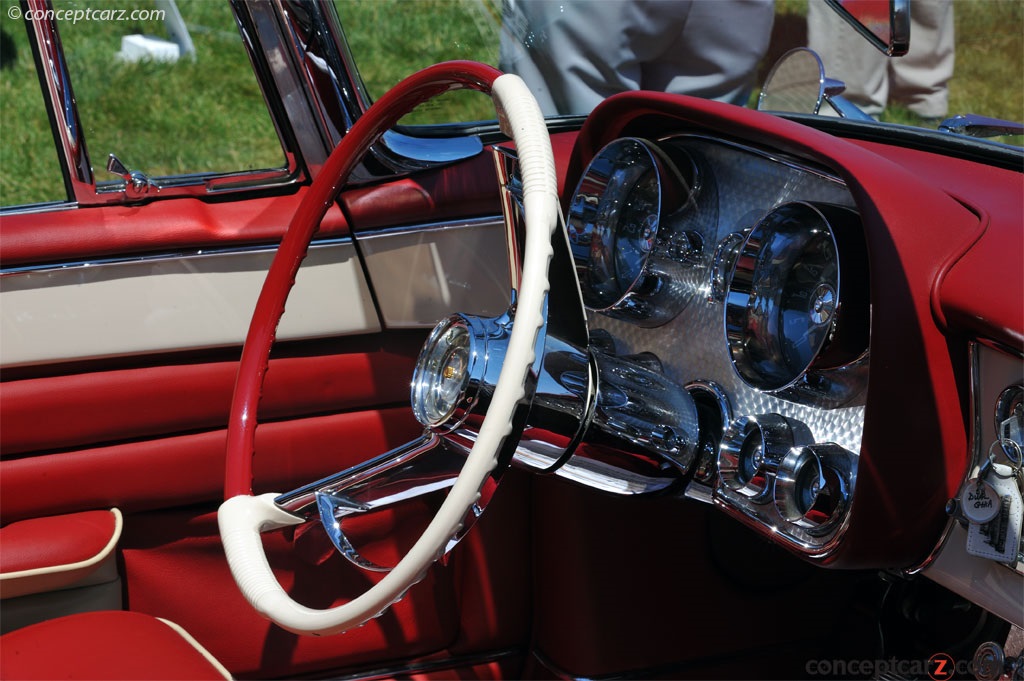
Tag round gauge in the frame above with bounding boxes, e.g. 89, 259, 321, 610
566, 138, 700, 327
724, 202, 856, 393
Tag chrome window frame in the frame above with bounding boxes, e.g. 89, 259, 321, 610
8, 0, 504, 213
6, 0, 304, 212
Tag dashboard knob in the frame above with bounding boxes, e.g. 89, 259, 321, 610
774, 443, 853, 533
718, 414, 795, 503
972, 641, 1007, 681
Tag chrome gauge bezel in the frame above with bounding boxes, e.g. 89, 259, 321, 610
774, 443, 855, 535
724, 201, 842, 392
723, 201, 869, 406
567, 137, 703, 327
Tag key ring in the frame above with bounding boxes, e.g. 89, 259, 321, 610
986, 439, 1023, 479
1000, 437, 1023, 467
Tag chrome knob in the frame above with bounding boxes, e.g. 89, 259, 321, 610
774, 443, 853, 534
972, 641, 1006, 681
718, 414, 796, 503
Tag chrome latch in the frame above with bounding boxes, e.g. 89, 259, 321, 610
106, 154, 153, 201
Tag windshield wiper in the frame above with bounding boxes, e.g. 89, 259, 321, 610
938, 114, 1024, 139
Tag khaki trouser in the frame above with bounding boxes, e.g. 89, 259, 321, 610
807, 0, 955, 119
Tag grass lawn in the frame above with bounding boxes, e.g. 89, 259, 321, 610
0, 0, 284, 205
1, 0, 1021, 208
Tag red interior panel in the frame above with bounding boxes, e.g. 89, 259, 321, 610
0, 408, 424, 524
342, 132, 578, 232
847, 140, 1024, 351
1, 334, 424, 457
121, 506, 458, 679
0, 510, 117, 574
530, 475, 867, 678
0, 611, 229, 680
118, 469, 532, 679
0, 191, 348, 268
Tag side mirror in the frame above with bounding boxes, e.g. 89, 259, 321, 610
825, 0, 910, 56
757, 48, 825, 115
757, 47, 876, 121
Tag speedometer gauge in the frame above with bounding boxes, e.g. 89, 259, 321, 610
724, 202, 868, 396
567, 138, 702, 327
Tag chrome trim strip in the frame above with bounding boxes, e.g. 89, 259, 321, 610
232, 0, 330, 173
94, 162, 300, 199
977, 336, 1024, 362
0, 237, 354, 277
906, 341, 983, 575
355, 216, 504, 240
0, 201, 79, 217
272, 0, 351, 151
659, 133, 847, 187
25, 0, 88, 204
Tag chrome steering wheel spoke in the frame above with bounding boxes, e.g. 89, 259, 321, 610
273, 431, 492, 572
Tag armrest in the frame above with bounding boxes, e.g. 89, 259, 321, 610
0, 509, 122, 599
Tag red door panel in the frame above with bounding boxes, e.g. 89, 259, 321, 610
1, 148, 538, 676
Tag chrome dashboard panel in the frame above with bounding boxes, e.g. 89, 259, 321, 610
582, 135, 868, 556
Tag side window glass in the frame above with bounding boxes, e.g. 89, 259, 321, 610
0, 6, 67, 207
334, 0, 499, 126
54, 0, 285, 183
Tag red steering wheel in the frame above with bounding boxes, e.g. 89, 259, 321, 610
218, 62, 558, 635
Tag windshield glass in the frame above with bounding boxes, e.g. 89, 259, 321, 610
335, 0, 1022, 147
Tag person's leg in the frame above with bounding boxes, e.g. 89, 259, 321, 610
499, 0, 647, 116
806, 0, 889, 116
647, 0, 775, 106
888, 0, 955, 119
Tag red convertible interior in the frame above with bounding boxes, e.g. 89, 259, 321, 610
1, 1, 1022, 679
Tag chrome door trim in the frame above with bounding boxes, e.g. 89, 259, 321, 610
0, 237, 353, 276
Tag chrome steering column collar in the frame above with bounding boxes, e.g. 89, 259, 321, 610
409, 304, 701, 497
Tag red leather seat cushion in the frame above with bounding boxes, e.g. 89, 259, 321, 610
0, 611, 228, 680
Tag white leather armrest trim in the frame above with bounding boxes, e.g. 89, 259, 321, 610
0, 509, 123, 600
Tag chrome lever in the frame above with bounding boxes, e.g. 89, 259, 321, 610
106, 154, 153, 200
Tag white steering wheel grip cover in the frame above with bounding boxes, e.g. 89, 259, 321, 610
217, 73, 557, 636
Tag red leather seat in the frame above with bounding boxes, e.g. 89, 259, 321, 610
0, 610, 230, 680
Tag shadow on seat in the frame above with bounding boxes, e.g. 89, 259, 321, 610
0, 610, 231, 680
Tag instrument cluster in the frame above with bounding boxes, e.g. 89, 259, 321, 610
567, 136, 871, 556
